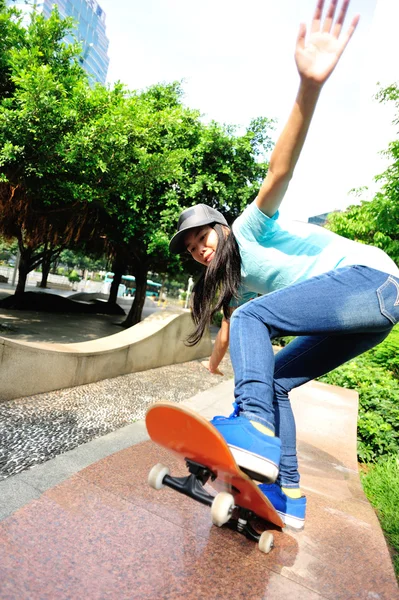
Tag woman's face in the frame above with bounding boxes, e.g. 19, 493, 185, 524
184, 226, 218, 266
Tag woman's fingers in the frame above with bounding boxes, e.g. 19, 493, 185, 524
296, 22, 307, 51
322, 0, 339, 33
332, 0, 350, 37
311, 0, 325, 34
339, 13, 360, 51
200, 360, 223, 375
310, 0, 359, 42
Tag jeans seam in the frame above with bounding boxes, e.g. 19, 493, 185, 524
377, 276, 399, 324
274, 335, 331, 377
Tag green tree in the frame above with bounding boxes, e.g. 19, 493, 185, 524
56, 80, 195, 319
0, 235, 18, 263
0, 0, 25, 99
0, 2, 274, 326
327, 83, 399, 265
103, 90, 273, 327
59, 249, 106, 274
179, 116, 273, 219
0, 5, 107, 296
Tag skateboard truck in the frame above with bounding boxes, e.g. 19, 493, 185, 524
185, 459, 217, 484
230, 508, 265, 543
150, 459, 216, 507
148, 459, 275, 553
146, 402, 281, 553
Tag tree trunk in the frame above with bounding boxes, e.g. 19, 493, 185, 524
108, 272, 122, 304
39, 241, 49, 288
40, 255, 51, 288
15, 248, 32, 296
40, 245, 63, 289
121, 268, 147, 327
108, 257, 125, 304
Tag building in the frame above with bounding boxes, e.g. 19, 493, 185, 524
308, 213, 330, 227
6, 0, 110, 84
308, 210, 341, 227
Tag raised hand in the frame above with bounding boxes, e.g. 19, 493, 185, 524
295, 0, 360, 87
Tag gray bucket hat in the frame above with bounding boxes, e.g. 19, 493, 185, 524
169, 204, 228, 254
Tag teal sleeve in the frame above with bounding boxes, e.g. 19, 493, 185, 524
233, 200, 280, 243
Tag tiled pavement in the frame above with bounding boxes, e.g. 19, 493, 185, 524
0, 379, 398, 600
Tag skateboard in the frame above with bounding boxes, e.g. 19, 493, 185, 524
146, 402, 284, 554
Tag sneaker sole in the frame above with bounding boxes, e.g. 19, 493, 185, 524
277, 511, 305, 531
229, 445, 279, 483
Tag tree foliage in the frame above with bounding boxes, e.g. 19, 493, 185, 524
0, 4, 105, 293
0, 235, 18, 262
327, 83, 399, 265
0, 3, 274, 323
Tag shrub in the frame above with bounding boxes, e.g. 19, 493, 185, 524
272, 335, 296, 347
212, 311, 223, 328
318, 327, 399, 462
366, 327, 399, 379
68, 270, 80, 283
360, 455, 399, 577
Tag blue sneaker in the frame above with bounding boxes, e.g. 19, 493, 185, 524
258, 483, 306, 530
210, 404, 281, 483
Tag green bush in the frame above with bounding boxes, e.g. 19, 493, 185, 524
272, 335, 296, 347
318, 327, 399, 462
361, 455, 399, 577
366, 327, 399, 379
68, 269, 80, 283
212, 311, 223, 328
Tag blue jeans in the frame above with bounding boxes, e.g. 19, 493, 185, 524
230, 266, 399, 488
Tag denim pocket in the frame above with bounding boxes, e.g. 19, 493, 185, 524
377, 276, 399, 324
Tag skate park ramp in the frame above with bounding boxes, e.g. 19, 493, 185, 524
0, 310, 212, 402
0, 379, 397, 599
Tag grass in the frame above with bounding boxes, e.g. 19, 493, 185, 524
360, 455, 399, 578
310, 325, 399, 580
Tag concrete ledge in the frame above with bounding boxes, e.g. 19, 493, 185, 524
0, 311, 212, 402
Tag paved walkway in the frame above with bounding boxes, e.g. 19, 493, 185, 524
0, 284, 182, 343
0, 376, 398, 599
0, 348, 233, 484
0, 292, 397, 597
0, 288, 226, 482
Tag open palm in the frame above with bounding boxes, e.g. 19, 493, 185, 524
295, 0, 360, 86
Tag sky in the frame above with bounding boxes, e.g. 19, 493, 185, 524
97, 0, 398, 220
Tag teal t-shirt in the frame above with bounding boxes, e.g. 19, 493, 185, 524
231, 200, 399, 305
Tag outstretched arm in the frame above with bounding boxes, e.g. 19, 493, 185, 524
256, 0, 360, 217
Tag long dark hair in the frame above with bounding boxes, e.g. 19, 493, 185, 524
187, 223, 241, 345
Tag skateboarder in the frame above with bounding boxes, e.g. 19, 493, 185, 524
168, 0, 399, 530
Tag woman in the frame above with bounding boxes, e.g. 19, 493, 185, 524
169, 0, 399, 530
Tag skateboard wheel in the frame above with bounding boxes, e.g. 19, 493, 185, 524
148, 463, 170, 490
258, 531, 274, 554
211, 492, 235, 527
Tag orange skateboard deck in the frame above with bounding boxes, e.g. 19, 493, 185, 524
146, 402, 284, 553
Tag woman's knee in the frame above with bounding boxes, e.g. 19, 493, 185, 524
230, 301, 255, 325
232, 296, 271, 323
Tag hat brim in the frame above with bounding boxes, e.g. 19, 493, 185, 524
169, 218, 218, 254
